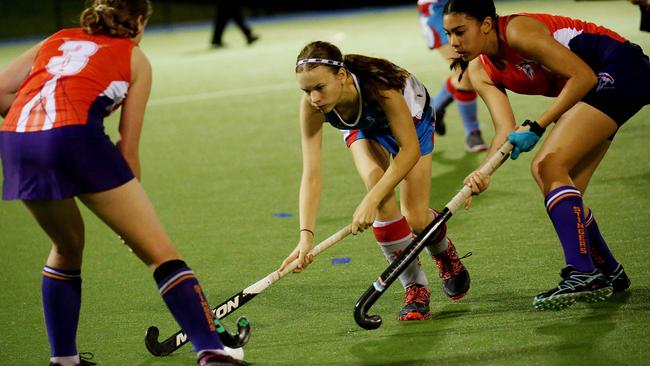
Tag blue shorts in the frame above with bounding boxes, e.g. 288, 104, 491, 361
579, 41, 650, 127
418, 0, 449, 49
0, 124, 134, 200
343, 112, 435, 157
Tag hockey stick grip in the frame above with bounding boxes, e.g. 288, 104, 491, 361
446, 141, 513, 214
246, 225, 352, 294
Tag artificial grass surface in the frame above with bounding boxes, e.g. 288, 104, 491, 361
1, 1, 649, 365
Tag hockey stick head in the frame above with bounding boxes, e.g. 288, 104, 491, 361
217, 316, 251, 348
353, 286, 383, 330
144, 326, 172, 356
144, 316, 251, 357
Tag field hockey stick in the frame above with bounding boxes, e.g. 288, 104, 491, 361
354, 141, 513, 330
145, 225, 352, 356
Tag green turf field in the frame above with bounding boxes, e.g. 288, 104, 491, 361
1, 1, 649, 365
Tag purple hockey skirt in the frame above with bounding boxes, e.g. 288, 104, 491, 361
0, 124, 134, 200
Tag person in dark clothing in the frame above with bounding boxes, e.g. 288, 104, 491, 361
211, 1, 259, 47
629, 0, 650, 32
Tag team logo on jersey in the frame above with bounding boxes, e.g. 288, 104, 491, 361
516, 61, 537, 80
596, 72, 615, 91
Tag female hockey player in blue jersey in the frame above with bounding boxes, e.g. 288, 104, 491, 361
279, 41, 471, 321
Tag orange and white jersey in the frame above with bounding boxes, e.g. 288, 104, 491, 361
1, 28, 135, 132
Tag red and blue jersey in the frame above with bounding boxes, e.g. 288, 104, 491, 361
417, 0, 449, 49
324, 73, 431, 133
325, 73, 435, 156
1, 28, 135, 132
479, 13, 628, 97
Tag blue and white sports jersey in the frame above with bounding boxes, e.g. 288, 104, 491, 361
324, 72, 436, 156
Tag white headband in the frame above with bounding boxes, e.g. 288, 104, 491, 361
296, 58, 345, 68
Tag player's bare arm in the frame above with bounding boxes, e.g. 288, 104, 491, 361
117, 46, 152, 180
350, 89, 419, 233
0, 43, 41, 116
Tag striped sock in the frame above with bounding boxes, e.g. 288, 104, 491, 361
585, 210, 620, 274
453, 88, 480, 137
439, 77, 480, 136
545, 186, 595, 272
154, 260, 223, 353
374, 216, 428, 288
42, 266, 81, 358
433, 78, 454, 114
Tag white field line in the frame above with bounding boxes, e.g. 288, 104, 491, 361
148, 83, 296, 107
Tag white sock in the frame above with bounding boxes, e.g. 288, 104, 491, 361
49, 355, 79, 366
374, 217, 428, 288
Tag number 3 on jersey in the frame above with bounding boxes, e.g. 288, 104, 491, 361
17, 41, 98, 132
47, 41, 98, 76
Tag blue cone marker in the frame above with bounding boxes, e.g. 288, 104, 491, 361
272, 212, 294, 218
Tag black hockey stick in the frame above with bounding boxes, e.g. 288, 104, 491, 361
354, 142, 513, 330
145, 225, 352, 356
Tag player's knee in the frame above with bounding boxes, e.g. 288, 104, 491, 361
404, 212, 430, 234
51, 231, 85, 258
531, 153, 559, 187
361, 167, 385, 191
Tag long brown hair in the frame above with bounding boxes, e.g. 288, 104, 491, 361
80, 0, 153, 38
296, 41, 410, 109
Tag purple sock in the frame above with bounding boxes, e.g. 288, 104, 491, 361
42, 266, 81, 357
545, 186, 595, 272
585, 210, 619, 274
154, 260, 223, 353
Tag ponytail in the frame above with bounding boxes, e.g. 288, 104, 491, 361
343, 54, 410, 108
80, 0, 152, 38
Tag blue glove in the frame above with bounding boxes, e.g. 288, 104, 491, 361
508, 130, 540, 160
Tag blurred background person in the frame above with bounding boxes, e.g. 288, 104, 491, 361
417, 0, 487, 152
628, 0, 650, 32
211, 0, 259, 48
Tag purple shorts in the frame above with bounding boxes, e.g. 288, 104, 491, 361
0, 124, 134, 200
580, 41, 650, 127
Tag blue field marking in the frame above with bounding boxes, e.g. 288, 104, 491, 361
272, 212, 294, 218
331, 257, 352, 265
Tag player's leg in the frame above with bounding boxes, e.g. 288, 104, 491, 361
23, 199, 88, 366
529, 102, 617, 310
419, 1, 453, 137
229, 4, 257, 44
438, 46, 486, 152
400, 153, 470, 300
211, 1, 229, 47
570, 138, 630, 292
349, 139, 430, 320
455, 64, 487, 152
78, 179, 243, 364
431, 45, 455, 136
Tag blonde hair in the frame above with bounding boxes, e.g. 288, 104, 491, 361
80, 0, 153, 38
